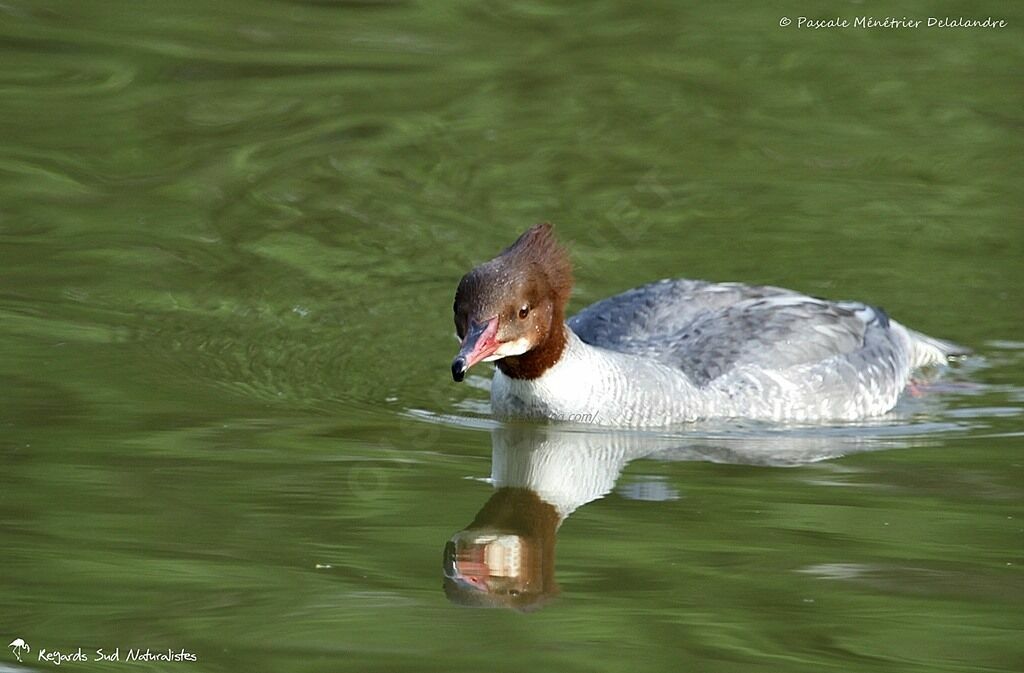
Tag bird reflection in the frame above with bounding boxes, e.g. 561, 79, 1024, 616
443, 422, 910, 610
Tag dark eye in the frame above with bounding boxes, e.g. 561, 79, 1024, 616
518, 305, 530, 319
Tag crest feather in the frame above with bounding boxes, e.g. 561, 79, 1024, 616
501, 223, 573, 306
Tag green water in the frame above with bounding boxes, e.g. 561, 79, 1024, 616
2, 1, 1023, 671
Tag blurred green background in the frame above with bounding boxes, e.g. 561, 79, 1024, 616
1, 1, 1022, 671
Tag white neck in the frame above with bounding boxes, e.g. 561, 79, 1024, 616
489, 426, 682, 517
489, 327, 712, 427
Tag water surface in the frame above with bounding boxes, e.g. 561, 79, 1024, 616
1, 1, 1022, 672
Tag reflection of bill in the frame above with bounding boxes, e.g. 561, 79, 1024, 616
457, 533, 522, 583
443, 422, 917, 611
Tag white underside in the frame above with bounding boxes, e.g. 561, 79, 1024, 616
489, 324, 926, 427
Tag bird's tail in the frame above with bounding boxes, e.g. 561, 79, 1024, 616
906, 328, 971, 368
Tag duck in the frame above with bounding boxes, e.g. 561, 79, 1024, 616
450, 223, 967, 427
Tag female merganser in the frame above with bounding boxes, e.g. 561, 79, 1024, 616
450, 223, 966, 427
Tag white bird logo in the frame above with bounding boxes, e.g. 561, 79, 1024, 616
8, 638, 30, 663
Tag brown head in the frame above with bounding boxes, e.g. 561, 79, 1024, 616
451, 223, 573, 382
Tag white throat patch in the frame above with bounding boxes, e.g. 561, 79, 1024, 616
484, 337, 532, 361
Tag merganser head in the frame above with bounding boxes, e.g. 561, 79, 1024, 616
451, 223, 573, 382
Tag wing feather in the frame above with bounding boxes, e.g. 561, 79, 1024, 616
569, 279, 890, 386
